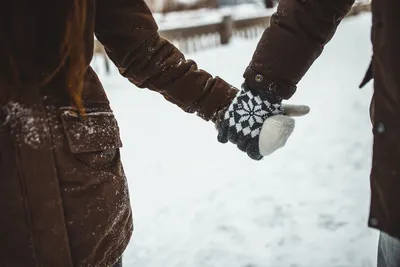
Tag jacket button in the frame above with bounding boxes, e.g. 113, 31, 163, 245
369, 217, 378, 226
255, 74, 264, 82
376, 122, 385, 133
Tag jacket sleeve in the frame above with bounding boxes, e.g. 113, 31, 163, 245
94, 0, 238, 122
243, 0, 355, 100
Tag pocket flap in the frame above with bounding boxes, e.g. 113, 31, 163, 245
60, 110, 123, 154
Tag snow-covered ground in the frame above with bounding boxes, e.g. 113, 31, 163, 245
93, 12, 378, 267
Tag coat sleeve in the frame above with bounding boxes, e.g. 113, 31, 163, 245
94, 0, 238, 122
243, 0, 356, 100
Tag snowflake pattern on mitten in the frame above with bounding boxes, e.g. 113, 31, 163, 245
225, 90, 282, 138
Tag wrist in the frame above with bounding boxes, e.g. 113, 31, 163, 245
242, 82, 282, 104
243, 66, 296, 100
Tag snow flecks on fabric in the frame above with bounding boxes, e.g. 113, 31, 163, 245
61, 110, 122, 154
1, 101, 49, 149
275, 7, 287, 18
175, 58, 185, 68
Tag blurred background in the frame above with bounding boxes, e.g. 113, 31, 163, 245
92, 1, 376, 266
145, 0, 275, 13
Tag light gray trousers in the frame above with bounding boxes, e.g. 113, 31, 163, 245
378, 232, 400, 267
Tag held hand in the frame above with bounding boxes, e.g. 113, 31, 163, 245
217, 84, 309, 160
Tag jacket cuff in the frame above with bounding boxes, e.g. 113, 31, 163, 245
196, 77, 238, 123
243, 66, 297, 100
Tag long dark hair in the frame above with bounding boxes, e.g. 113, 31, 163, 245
0, 0, 87, 115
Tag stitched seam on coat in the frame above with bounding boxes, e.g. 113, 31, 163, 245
13, 141, 39, 266
42, 104, 75, 266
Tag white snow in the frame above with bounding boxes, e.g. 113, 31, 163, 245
94, 12, 378, 267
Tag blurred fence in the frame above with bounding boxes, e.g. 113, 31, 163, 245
158, 2, 371, 53
93, 2, 371, 72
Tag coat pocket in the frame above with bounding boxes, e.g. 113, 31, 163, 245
60, 109, 123, 171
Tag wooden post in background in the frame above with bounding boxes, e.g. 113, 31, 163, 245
220, 15, 233, 45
